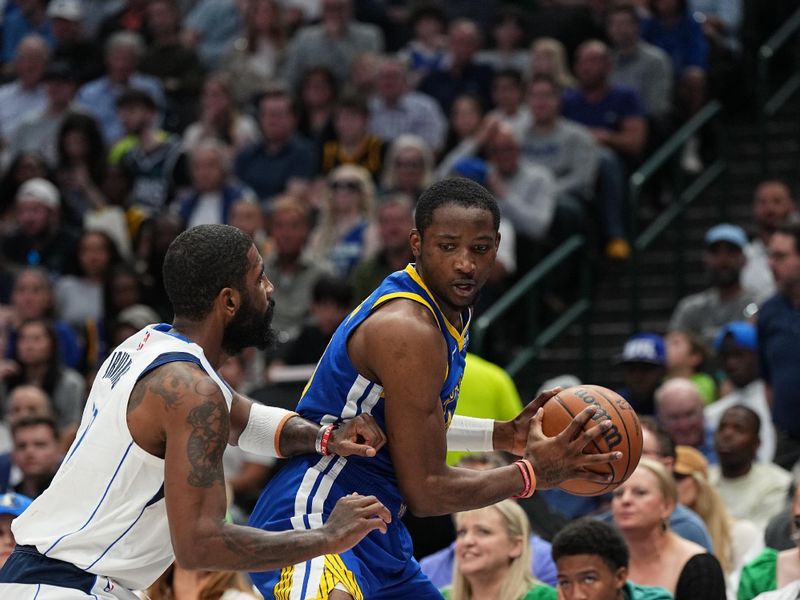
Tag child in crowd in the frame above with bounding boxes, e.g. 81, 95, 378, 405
665, 329, 717, 404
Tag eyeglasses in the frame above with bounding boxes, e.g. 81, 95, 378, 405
330, 179, 362, 192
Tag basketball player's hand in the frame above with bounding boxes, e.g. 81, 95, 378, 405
522, 406, 622, 489
328, 414, 387, 457
496, 387, 562, 455
323, 494, 392, 553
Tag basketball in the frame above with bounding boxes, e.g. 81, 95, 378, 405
541, 384, 643, 496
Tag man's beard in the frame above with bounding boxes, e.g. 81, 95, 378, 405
221, 295, 276, 355
709, 268, 739, 288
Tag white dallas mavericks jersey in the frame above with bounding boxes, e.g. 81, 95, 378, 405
12, 324, 233, 591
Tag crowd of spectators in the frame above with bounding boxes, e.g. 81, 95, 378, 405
0, 0, 797, 598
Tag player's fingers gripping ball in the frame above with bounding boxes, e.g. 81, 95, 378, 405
541, 384, 643, 496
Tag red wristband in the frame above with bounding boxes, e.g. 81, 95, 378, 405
511, 459, 536, 499
318, 424, 337, 456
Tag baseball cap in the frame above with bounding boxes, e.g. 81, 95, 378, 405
47, 0, 83, 21
16, 178, 60, 210
116, 305, 160, 331
452, 158, 488, 187
673, 445, 708, 479
618, 333, 666, 365
714, 321, 757, 352
705, 223, 747, 250
0, 492, 32, 518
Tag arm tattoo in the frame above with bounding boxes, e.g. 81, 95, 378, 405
186, 399, 228, 488
128, 364, 197, 413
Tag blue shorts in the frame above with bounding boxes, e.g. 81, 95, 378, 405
248, 454, 443, 600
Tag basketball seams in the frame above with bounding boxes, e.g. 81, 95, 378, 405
551, 394, 615, 496
589, 385, 639, 482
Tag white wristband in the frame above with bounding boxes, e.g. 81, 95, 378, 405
238, 403, 297, 458
446, 415, 494, 452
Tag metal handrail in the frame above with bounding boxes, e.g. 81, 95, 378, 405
757, 7, 800, 176
471, 233, 592, 380
628, 101, 726, 331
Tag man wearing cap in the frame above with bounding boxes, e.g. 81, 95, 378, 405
616, 333, 667, 415
669, 223, 759, 348
1, 178, 79, 274
10, 59, 79, 165
760, 222, 800, 470
704, 321, 774, 463
49, 0, 103, 84
0, 493, 32, 569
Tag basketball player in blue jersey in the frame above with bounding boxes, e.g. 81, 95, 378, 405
0, 225, 392, 599
248, 178, 622, 599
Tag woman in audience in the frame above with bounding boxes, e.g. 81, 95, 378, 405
738, 484, 800, 600
381, 134, 435, 201
295, 66, 338, 145
441, 94, 486, 159
530, 38, 576, 90
443, 499, 556, 600
3, 318, 85, 449
220, 0, 287, 108
182, 73, 259, 152
308, 165, 379, 277
0, 152, 50, 222
477, 9, 531, 73
612, 457, 727, 599
144, 563, 258, 600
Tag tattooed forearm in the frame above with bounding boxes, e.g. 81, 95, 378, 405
186, 400, 228, 488
218, 523, 327, 571
277, 416, 318, 457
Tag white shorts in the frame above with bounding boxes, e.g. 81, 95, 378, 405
0, 581, 139, 599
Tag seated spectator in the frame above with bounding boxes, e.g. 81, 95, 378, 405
108, 303, 160, 348
295, 66, 338, 147
275, 275, 353, 367
281, 0, 383, 90
737, 483, 800, 600
219, 0, 286, 109
181, 0, 242, 70
742, 180, 798, 303
0, 151, 51, 220
435, 94, 490, 180
380, 134, 435, 200
1, 1, 53, 65
10, 416, 63, 499
607, 3, 674, 127
145, 562, 260, 600
0, 492, 33, 568
102, 265, 146, 341
234, 88, 315, 204
10, 59, 79, 170
5, 267, 81, 370
55, 229, 121, 331
0, 385, 55, 455
488, 69, 532, 134
0, 35, 49, 153
2, 178, 80, 275
476, 9, 530, 74
265, 196, 333, 346
182, 72, 259, 153
3, 318, 85, 447
350, 193, 415, 302
612, 458, 727, 599
665, 329, 716, 405
442, 500, 557, 600
139, 0, 204, 133
655, 377, 716, 462
117, 88, 188, 215
95, 0, 147, 46
229, 198, 271, 259
669, 224, 759, 347
419, 19, 494, 116
710, 406, 793, 533
320, 93, 386, 180
308, 165, 379, 276
552, 518, 672, 600
529, 38, 576, 91
369, 56, 447, 155
615, 333, 666, 415
705, 321, 775, 463
48, 0, 103, 84
75, 31, 164, 145
177, 140, 255, 228
398, 4, 448, 89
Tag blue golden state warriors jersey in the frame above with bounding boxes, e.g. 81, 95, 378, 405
248, 264, 471, 599
296, 263, 470, 490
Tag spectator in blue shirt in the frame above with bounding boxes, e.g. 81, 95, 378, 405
2, 0, 54, 63
234, 88, 315, 204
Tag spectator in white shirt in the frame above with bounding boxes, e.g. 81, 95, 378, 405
0, 35, 49, 153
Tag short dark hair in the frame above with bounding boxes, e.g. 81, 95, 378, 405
552, 518, 630, 571
608, 3, 640, 24
640, 415, 676, 460
163, 224, 254, 320
409, 3, 446, 29
529, 74, 562, 96
115, 88, 157, 111
493, 68, 524, 88
774, 222, 800, 255
414, 177, 500, 236
12, 415, 60, 441
255, 86, 294, 115
312, 275, 353, 308
722, 405, 761, 436
336, 92, 369, 117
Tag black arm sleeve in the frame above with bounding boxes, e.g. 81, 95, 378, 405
675, 553, 727, 600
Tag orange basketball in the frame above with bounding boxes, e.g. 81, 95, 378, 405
541, 384, 643, 496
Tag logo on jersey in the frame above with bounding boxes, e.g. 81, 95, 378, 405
102, 351, 133, 389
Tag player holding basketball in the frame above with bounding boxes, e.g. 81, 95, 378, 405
0, 225, 391, 599
248, 178, 622, 599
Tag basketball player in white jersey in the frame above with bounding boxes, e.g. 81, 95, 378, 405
0, 224, 392, 599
